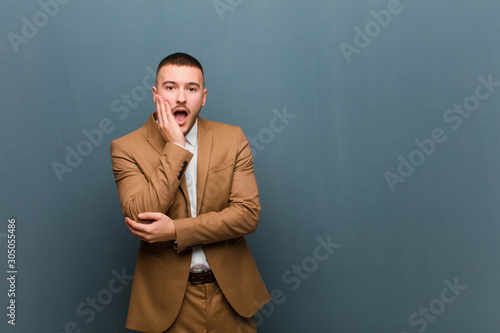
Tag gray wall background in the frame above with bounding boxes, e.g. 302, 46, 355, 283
1, 0, 500, 332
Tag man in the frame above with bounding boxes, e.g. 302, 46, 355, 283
110, 53, 270, 332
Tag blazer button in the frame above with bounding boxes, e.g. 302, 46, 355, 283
183, 161, 188, 166
177, 175, 182, 180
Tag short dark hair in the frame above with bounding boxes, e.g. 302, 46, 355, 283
156, 52, 205, 86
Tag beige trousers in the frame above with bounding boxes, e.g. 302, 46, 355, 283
164, 282, 257, 333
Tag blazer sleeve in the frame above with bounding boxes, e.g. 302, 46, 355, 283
110, 140, 193, 223
173, 127, 261, 252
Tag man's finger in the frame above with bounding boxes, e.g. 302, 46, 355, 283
160, 96, 175, 130
138, 212, 164, 221
156, 94, 166, 127
164, 99, 175, 123
125, 217, 148, 232
163, 97, 172, 116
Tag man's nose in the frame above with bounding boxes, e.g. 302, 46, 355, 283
176, 89, 186, 104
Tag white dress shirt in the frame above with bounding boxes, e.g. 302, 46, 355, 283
181, 120, 211, 273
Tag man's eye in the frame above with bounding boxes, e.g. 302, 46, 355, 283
166, 86, 174, 90
188, 87, 196, 92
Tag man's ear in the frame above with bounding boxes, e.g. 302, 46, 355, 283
202, 88, 207, 107
152, 86, 157, 102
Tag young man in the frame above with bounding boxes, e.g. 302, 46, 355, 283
110, 53, 270, 332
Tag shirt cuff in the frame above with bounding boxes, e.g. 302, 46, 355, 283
173, 142, 187, 150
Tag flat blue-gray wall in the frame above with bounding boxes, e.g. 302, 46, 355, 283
2, 0, 500, 332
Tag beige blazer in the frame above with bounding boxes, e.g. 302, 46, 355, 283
110, 113, 270, 332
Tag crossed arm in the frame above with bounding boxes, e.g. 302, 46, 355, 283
111, 95, 260, 250
124, 212, 176, 243
116, 94, 186, 243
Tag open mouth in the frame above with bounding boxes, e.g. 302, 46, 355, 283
173, 109, 188, 125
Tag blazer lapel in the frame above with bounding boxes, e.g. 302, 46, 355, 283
196, 117, 212, 215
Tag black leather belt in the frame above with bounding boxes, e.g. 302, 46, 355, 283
188, 271, 215, 284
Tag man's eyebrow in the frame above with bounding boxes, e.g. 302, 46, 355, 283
161, 81, 201, 87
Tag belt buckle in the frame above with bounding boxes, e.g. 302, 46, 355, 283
190, 270, 212, 284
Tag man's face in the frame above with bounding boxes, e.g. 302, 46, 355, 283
152, 65, 207, 136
